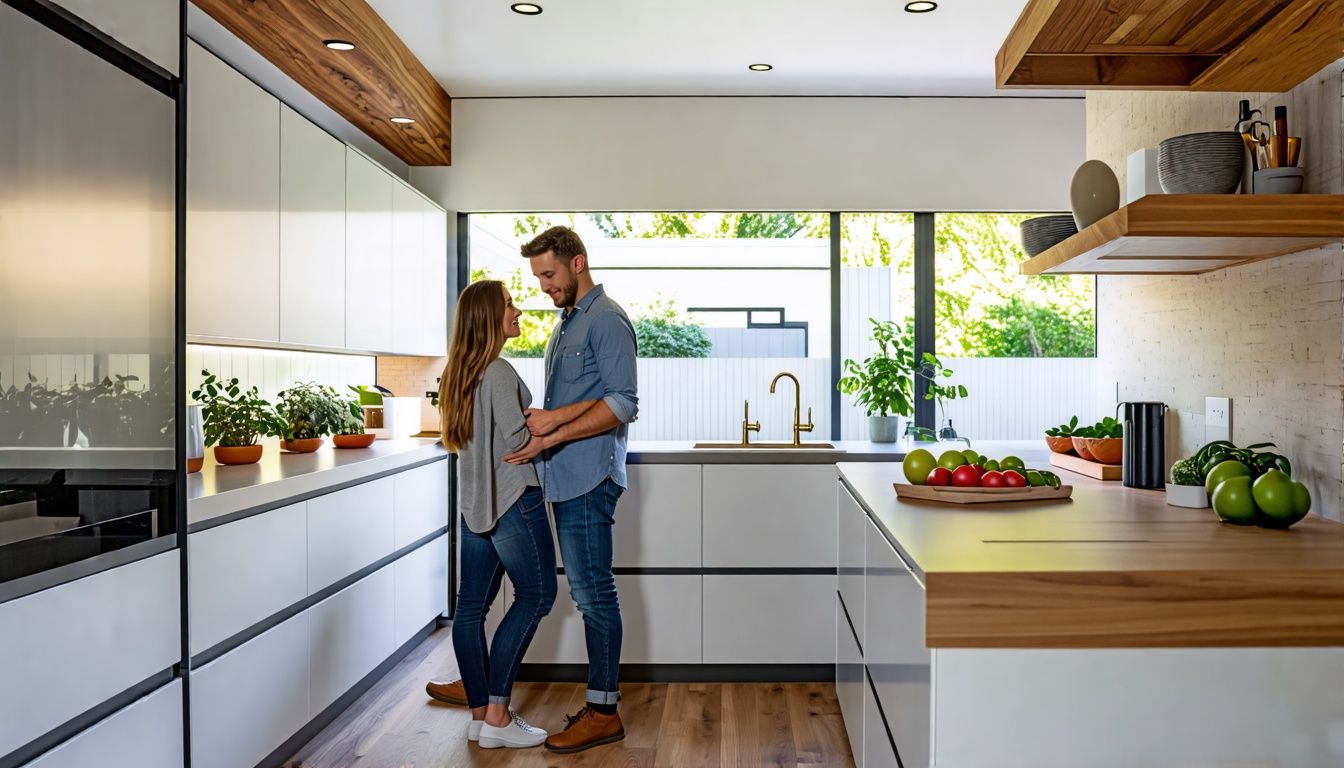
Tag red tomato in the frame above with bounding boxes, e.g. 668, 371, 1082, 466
982, 470, 1006, 488
951, 465, 982, 487
1002, 470, 1027, 488
926, 467, 952, 486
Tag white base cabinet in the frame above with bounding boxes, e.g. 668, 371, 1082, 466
836, 595, 865, 767
394, 534, 449, 648
702, 574, 834, 664
525, 574, 702, 665
25, 680, 183, 768
309, 569, 396, 714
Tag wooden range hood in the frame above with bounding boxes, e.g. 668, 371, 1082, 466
997, 0, 1343, 92
193, 0, 452, 166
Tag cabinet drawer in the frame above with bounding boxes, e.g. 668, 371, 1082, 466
702, 574, 833, 664
26, 679, 182, 768
525, 574, 701, 664
190, 501, 307, 656
394, 461, 449, 549
865, 517, 930, 768
308, 567, 395, 715
703, 465, 837, 568
836, 595, 864, 767
191, 612, 310, 768
307, 477, 394, 593
838, 482, 866, 648
393, 535, 448, 646
613, 465, 701, 568
863, 676, 900, 768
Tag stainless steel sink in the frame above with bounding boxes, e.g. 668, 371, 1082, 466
692, 441, 837, 450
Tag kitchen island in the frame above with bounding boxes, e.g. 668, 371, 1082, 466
837, 461, 1344, 768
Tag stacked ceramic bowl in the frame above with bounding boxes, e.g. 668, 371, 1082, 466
1157, 131, 1245, 193
1020, 214, 1079, 257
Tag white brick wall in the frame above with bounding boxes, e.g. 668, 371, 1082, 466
1088, 59, 1344, 520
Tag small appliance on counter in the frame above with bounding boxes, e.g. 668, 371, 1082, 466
352, 384, 422, 440
1118, 401, 1167, 490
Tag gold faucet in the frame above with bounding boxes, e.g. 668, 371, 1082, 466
770, 371, 814, 447
740, 400, 761, 446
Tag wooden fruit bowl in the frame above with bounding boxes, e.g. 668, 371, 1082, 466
894, 483, 1073, 504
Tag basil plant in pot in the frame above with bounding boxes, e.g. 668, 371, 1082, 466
276, 382, 346, 453
191, 370, 285, 465
837, 319, 968, 443
333, 393, 376, 449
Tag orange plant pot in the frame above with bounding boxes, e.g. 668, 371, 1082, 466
1044, 435, 1075, 454
1071, 436, 1096, 461
214, 444, 263, 466
187, 456, 204, 474
1086, 437, 1123, 465
282, 437, 324, 453
333, 433, 377, 449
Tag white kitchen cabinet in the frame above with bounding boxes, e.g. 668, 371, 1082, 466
190, 613, 310, 768
0, 552, 180, 760
864, 517, 930, 768
344, 148, 394, 353
610, 465, 701, 568
279, 105, 346, 349
838, 482, 866, 648
25, 680, 182, 768
308, 567, 396, 715
703, 464, 837, 567
51, 0, 179, 75
186, 41, 280, 343
306, 477, 394, 594
393, 535, 449, 647
702, 574, 833, 664
189, 501, 307, 657
393, 460, 449, 550
863, 679, 900, 768
423, 204, 449, 355
390, 181, 425, 354
836, 595, 865, 768
525, 575, 702, 664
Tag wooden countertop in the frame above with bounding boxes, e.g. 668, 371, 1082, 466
838, 462, 1344, 649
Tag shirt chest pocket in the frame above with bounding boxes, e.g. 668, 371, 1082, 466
555, 343, 595, 380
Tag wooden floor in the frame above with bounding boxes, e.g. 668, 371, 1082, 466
284, 628, 855, 768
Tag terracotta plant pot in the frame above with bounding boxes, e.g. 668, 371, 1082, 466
333, 433, 376, 449
1044, 435, 1075, 454
214, 444, 263, 466
1071, 436, 1096, 461
187, 456, 204, 474
1086, 437, 1124, 465
282, 437, 324, 453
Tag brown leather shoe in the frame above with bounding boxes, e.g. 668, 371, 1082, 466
425, 679, 467, 706
544, 706, 625, 753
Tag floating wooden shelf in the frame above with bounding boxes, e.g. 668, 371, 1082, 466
1020, 195, 1344, 276
996, 0, 1344, 92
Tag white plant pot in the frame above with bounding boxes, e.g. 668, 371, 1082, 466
868, 415, 900, 443
1166, 483, 1209, 508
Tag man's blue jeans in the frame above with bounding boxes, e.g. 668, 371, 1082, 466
553, 477, 623, 705
453, 486, 557, 708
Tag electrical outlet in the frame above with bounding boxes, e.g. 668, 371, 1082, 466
1206, 397, 1232, 443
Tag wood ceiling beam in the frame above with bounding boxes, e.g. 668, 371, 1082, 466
1191, 0, 1344, 92
192, 0, 452, 166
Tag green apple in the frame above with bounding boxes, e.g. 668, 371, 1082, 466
1251, 469, 1294, 517
961, 449, 980, 465
1259, 477, 1312, 529
902, 449, 937, 485
938, 450, 968, 471
1000, 456, 1025, 471
983, 459, 1001, 472
1211, 475, 1257, 525
1205, 460, 1252, 496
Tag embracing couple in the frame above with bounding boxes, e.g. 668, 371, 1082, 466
428, 226, 637, 752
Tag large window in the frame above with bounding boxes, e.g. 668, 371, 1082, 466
469, 211, 1097, 442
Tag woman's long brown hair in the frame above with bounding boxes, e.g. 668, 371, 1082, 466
439, 280, 507, 452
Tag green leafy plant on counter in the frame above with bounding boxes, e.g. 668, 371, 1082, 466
1045, 415, 1080, 438
1169, 456, 1204, 486
337, 396, 366, 436
837, 318, 967, 418
1193, 440, 1291, 479
191, 370, 284, 448
275, 382, 346, 440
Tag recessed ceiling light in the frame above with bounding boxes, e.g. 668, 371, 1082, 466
323, 39, 356, 51
904, 1, 937, 12
511, 3, 542, 14
748, 63, 773, 72
389, 116, 416, 125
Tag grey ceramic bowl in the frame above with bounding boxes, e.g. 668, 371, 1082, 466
1157, 131, 1245, 194
1020, 214, 1079, 257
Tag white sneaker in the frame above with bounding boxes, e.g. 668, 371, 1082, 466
477, 711, 548, 749
467, 719, 483, 742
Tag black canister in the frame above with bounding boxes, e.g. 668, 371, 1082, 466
1118, 401, 1167, 489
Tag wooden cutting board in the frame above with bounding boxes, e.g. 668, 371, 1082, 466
1050, 451, 1122, 480
894, 483, 1073, 504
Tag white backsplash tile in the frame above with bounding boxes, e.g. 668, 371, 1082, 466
186, 345, 376, 403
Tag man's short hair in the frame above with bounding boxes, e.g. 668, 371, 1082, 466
520, 226, 587, 262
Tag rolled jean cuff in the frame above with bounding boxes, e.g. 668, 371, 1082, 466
586, 689, 621, 705
488, 695, 511, 706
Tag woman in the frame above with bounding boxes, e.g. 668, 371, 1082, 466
438, 280, 556, 749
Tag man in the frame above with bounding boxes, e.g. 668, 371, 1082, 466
427, 225, 638, 754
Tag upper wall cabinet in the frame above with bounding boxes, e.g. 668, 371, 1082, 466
345, 149, 395, 354
187, 40, 281, 344
423, 206, 449, 355
391, 182, 425, 355
997, 0, 1344, 92
280, 105, 346, 349
51, 0, 180, 76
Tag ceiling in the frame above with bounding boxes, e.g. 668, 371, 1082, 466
366, 0, 1079, 98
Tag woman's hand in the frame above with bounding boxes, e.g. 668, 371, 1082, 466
504, 433, 549, 465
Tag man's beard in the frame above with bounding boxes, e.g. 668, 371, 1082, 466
553, 280, 578, 308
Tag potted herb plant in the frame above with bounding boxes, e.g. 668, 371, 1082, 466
1166, 455, 1209, 508
275, 382, 345, 453
837, 319, 967, 443
191, 370, 284, 465
333, 395, 375, 449
1044, 416, 1079, 454
17, 374, 70, 447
